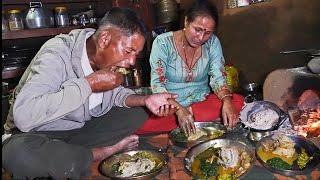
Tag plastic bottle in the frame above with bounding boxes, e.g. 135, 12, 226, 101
225, 64, 240, 93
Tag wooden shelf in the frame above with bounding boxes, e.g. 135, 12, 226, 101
2, 0, 99, 5
2, 25, 96, 40
2, 67, 27, 79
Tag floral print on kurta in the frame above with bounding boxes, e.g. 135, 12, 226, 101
150, 32, 229, 107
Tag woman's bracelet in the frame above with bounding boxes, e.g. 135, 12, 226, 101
219, 93, 233, 101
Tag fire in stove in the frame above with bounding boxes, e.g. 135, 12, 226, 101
289, 89, 320, 138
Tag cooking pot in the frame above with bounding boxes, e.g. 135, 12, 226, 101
25, 1, 54, 29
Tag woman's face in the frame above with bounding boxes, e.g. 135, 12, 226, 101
184, 15, 216, 47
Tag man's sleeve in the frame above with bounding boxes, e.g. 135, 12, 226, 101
13, 38, 92, 132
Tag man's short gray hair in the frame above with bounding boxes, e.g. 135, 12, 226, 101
96, 7, 147, 38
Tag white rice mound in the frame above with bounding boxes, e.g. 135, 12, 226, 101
248, 108, 279, 130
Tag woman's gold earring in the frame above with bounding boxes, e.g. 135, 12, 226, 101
183, 28, 186, 31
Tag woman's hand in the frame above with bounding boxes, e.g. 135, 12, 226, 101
221, 98, 239, 128
176, 107, 196, 136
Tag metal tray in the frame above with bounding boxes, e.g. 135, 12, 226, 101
99, 150, 166, 179
240, 101, 288, 132
169, 121, 227, 148
184, 139, 255, 179
256, 134, 320, 176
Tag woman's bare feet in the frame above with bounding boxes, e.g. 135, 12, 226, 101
92, 135, 139, 161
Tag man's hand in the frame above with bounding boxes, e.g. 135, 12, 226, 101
158, 104, 179, 116
85, 66, 124, 92
222, 99, 239, 128
144, 93, 178, 116
176, 107, 196, 137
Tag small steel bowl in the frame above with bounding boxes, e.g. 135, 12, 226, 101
248, 131, 272, 142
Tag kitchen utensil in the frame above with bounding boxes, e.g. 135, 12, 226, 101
99, 150, 166, 179
25, 1, 54, 29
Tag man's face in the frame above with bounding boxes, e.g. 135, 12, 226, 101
97, 29, 145, 69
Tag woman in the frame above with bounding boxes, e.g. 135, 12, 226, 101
136, 0, 244, 136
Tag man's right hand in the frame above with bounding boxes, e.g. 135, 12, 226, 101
85, 66, 124, 92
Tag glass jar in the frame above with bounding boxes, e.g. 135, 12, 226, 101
227, 0, 238, 9
2, 11, 9, 33
8, 9, 24, 31
54, 6, 69, 27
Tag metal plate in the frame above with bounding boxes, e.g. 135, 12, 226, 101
99, 150, 166, 179
169, 121, 227, 148
256, 134, 320, 176
184, 139, 255, 178
240, 101, 288, 132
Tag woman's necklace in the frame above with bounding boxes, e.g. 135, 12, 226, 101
182, 31, 197, 82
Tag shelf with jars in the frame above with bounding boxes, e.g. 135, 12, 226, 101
2, 25, 96, 40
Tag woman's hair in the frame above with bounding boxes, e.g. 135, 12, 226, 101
185, 0, 219, 26
97, 7, 147, 37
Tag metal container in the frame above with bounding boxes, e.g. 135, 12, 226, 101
155, 0, 178, 25
185, 139, 255, 179
169, 121, 227, 148
99, 150, 166, 179
25, 1, 54, 29
54, 6, 69, 27
248, 131, 272, 142
133, 68, 142, 87
256, 134, 320, 176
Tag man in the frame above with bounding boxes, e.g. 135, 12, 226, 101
2, 7, 177, 179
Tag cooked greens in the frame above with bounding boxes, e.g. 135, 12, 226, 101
172, 130, 188, 142
297, 148, 313, 169
267, 157, 292, 170
200, 158, 219, 178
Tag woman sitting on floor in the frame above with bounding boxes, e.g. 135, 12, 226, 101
136, 0, 244, 135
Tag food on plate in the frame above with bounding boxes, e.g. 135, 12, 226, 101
118, 158, 155, 177
266, 157, 292, 170
116, 67, 131, 75
191, 146, 252, 179
172, 127, 225, 142
247, 108, 279, 130
110, 151, 163, 178
187, 128, 207, 141
240, 101, 283, 130
297, 148, 313, 169
257, 134, 315, 170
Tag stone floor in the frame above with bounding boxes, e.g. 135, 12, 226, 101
88, 133, 320, 180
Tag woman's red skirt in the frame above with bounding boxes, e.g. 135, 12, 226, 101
136, 93, 244, 134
